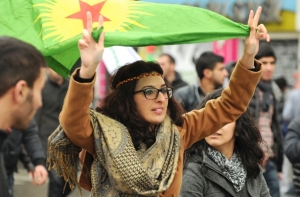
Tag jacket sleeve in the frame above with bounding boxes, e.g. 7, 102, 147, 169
19, 145, 35, 172
179, 162, 204, 197
59, 68, 95, 155
284, 116, 300, 163
174, 85, 201, 113
22, 119, 46, 166
182, 61, 262, 149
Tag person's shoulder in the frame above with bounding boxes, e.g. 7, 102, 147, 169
185, 149, 204, 165
175, 84, 195, 94
174, 71, 184, 79
44, 78, 56, 89
184, 153, 203, 177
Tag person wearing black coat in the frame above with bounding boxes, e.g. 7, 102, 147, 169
247, 43, 283, 197
3, 119, 47, 196
284, 115, 300, 196
0, 130, 11, 197
0, 37, 47, 197
34, 67, 72, 197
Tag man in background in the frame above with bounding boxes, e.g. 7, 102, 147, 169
174, 51, 228, 112
248, 43, 283, 197
157, 53, 188, 91
35, 67, 71, 197
0, 36, 47, 197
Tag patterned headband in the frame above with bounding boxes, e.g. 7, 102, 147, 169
116, 72, 163, 89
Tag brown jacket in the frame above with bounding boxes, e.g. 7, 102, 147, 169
59, 61, 261, 197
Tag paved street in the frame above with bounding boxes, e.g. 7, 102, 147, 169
13, 166, 296, 197
14, 168, 90, 197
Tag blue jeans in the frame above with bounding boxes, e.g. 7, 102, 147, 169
7, 173, 14, 197
263, 160, 281, 197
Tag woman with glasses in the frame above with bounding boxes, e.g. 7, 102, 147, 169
180, 88, 270, 197
48, 7, 270, 197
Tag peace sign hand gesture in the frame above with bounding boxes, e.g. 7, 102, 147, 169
78, 12, 105, 79
240, 6, 270, 69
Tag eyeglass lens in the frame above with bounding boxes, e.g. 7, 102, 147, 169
144, 88, 172, 100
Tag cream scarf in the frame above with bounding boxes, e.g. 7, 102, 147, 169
47, 110, 181, 197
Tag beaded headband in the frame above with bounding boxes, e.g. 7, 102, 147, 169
116, 72, 163, 88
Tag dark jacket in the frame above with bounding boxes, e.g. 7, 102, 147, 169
285, 115, 300, 164
174, 84, 205, 112
248, 85, 284, 172
0, 130, 11, 197
35, 78, 69, 154
3, 120, 45, 174
169, 71, 188, 91
180, 151, 270, 197
284, 115, 300, 195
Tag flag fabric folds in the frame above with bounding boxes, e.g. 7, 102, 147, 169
0, 0, 250, 77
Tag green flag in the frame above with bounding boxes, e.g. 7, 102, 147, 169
0, 0, 249, 77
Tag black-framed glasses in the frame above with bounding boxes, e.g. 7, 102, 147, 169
133, 87, 173, 100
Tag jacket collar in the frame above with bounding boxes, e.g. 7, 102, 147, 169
201, 152, 238, 196
200, 152, 260, 197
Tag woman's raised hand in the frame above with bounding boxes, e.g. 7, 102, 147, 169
78, 12, 105, 79
240, 6, 270, 69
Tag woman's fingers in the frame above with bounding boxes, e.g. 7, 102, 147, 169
256, 33, 270, 42
86, 12, 93, 33
255, 24, 270, 42
248, 7, 268, 41
98, 15, 103, 30
78, 39, 88, 50
82, 29, 90, 44
252, 6, 262, 27
81, 12, 105, 47
78, 29, 90, 49
247, 10, 254, 26
99, 31, 105, 45
247, 10, 256, 39
256, 24, 267, 34
97, 15, 105, 45
266, 34, 270, 42
248, 6, 262, 33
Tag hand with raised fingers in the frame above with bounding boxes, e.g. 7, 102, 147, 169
78, 12, 105, 79
240, 6, 270, 69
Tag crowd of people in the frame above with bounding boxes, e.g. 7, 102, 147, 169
1, 5, 300, 197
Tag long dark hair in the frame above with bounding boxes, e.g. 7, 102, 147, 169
96, 60, 184, 150
186, 88, 264, 179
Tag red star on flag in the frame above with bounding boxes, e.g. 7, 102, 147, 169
67, 0, 110, 28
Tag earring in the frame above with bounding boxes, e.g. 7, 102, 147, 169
235, 133, 239, 136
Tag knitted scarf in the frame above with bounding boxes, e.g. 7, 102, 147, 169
47, 110, 181, 197
257, 81, 273, 112
206, 146, 247, 192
